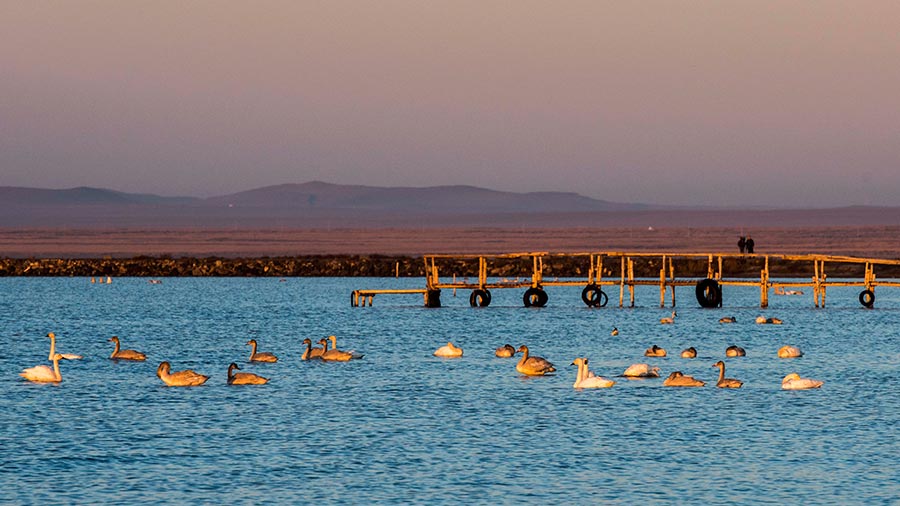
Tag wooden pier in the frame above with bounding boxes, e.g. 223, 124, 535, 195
351, 252, 900, 309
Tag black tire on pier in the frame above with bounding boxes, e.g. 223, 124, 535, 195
469, 289, 492, 307
859, 289, 875, 308
581, 284, 608, 307
523, 287, 548, 307
695, 278, 722, 308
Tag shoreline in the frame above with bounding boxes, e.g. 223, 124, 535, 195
4, 254, 897, 278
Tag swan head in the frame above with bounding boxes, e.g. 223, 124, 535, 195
712, 360, 725, 368
246, 339, 257, 346
318, 338, 328, 346
667, 371, 683, 380
109, 336, 119, 343
302, 338, 312, 345
782, 373, 801, 384
228, 362, 240, 373
516, 345, 528, 354
571, 357, 587, 367
156, 362, 171, 377
47, 332, 55, 339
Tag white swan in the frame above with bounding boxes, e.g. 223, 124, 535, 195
433, 342, 463, 358
622, 363, 660, 378
660, 311, 677, 324
755, 316, 783, 325
782, 373, 823, 390
778, 345, 803, 358
47, 332, 82, 360
21, 353, 65, 383
571, 358, 615, 388
610, 327, 619, 336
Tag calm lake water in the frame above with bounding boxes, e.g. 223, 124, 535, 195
1, 277, 898, 504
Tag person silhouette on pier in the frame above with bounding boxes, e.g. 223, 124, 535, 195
746, 236, 755, 254
738, 236, 746, 254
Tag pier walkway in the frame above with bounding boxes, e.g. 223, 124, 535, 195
351, 251, 900, 309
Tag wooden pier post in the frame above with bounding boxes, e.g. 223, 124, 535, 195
820, 260, 827, 307
628, 258, 635, 307
659, 255, 666, 308
619, 256, 626, 308
760, 256, 769, 308
669, 257, 676, 307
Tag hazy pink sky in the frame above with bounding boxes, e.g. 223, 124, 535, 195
2, 1, 899, 206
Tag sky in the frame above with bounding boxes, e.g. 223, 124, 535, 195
2, 1, 899, 207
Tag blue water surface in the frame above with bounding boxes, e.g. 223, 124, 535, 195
1, 277, 898, 504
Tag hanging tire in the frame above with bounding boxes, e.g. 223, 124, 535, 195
695, 279, 721, 308
523, 287, 548, 307
425, 289, 442, 308
469, 289, 491, 307
581, 284, 608, 307
859, 289, 875, 308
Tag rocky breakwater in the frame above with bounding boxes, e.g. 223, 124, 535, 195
2, 254, 890, 278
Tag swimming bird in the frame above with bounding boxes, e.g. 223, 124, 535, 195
622, 363, 661, 378
156, 361, 209, 387
756, 316, 783, 325
495, 344, 516, 358
774, 286, 804, 296
610, 327, 619, 336
725, 345, 746, 357
301, 338, 324, 360
327, 335, 364, 359
109, 336, 147, 361
571, 358, 615, 388
645, 344, 667, 357
433, 342, 464, 358
47, 332, 83, 360
660, 311, 677, 324
20, 353, 65, 383
515, 345, 556, 376
719, 316, 736, 323
680, 347, 697, 358
778, 345, 803, 358
318, 338, 354, 362
663, 371, 705, 387
712, 360, 743, 388
227, 363, 269, 385
247, 339, 278, 363
781, 373, 823, 390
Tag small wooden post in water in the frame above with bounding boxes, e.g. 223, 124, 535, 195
659, 254, 666, 308
619, 257, 626, 308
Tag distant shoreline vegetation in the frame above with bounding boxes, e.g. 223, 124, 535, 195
2, 256, 895, 278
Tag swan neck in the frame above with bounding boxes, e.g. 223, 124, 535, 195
48, 334, 56, 360
53, 356, 61, 381
249, 341, 258, 356
717, 364, 725, 382
112, 339, 120, 356
517, 348, 529, 366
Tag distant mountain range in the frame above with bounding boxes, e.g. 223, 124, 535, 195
1, 181, 899, 228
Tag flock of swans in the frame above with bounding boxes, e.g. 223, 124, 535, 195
19, 333, 362, 386
20, 314, 824, 391
431, 312, 824, 390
